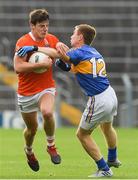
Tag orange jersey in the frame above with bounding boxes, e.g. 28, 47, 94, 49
15, 32, 59, 96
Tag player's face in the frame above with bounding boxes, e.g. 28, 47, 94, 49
31, 20, 49, 40
70, 28, 81, 47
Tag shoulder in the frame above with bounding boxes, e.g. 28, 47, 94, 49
67, 48, 82, 65
16, 34, 30, 43
90, 46, 103, 56
46, 33, 59, 40
82, 45, 103, 59
67, 47, 81, 56
46, 33, 59, 48
16, 33, 30, 50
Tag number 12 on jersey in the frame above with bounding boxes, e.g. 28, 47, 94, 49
89, 58, 107, 78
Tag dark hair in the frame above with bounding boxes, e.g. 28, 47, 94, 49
29, 9, 49, 25
76, 24, 96, 45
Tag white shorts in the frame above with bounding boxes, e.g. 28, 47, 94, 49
17, 88, 56, 113
79, 86, 118, 131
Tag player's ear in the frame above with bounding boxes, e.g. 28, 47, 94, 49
30, 22, 35, 30
79, 34, 83, 41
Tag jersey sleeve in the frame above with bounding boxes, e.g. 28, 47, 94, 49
67, 49, 81, 65
15, 36, 29, 52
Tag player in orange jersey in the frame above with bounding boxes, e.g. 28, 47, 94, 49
13, 9, 62, 172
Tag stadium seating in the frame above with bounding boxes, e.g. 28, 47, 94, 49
0, 0, 138, 125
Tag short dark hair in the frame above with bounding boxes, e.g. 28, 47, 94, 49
29, 9, 49, 25
76, 24, 96, 45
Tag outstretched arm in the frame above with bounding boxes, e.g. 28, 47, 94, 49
17, 45, 60, 59
16, 43, 71, 72
17, 43, 71, 63
37, 47, 60, 59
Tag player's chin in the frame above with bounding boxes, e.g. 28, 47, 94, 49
70, 40, 74, 46
40, 33, 47, 38
70, 42, 74, 47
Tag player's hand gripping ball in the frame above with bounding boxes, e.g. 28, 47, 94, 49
29, 52, 51, 73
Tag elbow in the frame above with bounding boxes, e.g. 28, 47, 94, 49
14, 65, 24, 73
14, 65, 18, 73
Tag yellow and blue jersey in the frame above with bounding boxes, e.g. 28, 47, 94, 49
67, 45, 110, 96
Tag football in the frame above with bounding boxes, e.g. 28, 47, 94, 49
29, 51, 49, 73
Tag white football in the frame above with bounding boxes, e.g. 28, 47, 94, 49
29, 52, 48, 73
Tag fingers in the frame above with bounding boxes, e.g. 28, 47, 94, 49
42, 59, 52, 68
58, 46, 67, 56
17, 46, 33, 57
56, 42, 69, 55
17, 48, 26, 57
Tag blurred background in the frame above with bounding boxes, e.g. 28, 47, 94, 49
0, 0, 138, 129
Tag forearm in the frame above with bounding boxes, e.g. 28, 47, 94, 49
17, 45, 70, 63
14, 62, 43, 73
60, 55, 71, 63
38, 47, 60, 59
14, 55, 49, 73
38, 47, 70, 63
